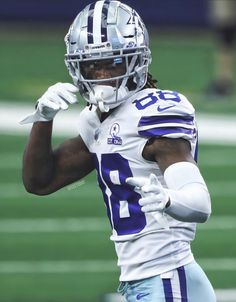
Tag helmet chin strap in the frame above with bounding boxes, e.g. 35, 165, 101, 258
88, 85, 128, 112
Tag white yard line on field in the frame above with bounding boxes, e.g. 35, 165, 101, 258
0, 102, 236, 144
0, 260, 117, 274
0, 216, 234, 233
0, 217, 109, 233
215, 289, 236, 301
0, 102, 80, 137
196, 113, 236, 145
0, 258, 235, 274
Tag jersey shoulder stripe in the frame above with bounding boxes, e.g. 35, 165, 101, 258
138, 125, 195, 138
137, 113, 196, 140
138, 115, 194, 127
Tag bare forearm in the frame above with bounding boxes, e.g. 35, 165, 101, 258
23, 121, 54, 192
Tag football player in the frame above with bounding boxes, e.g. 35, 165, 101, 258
21, 1, 216, 301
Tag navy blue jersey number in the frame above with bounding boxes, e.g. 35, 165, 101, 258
93, 153, 146, 235
133, 90, 181, 110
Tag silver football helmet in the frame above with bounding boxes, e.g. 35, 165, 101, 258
65, 0, 151, 112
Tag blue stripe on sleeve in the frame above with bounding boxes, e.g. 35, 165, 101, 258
138, 127, 194, 138
138, 115, 194, 128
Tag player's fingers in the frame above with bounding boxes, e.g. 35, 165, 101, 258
142, 184, 161, 194
47, 82, 78, 105
57, 87, 78, 104
150, 173, 158, 183
47, 92, 69, 110
49, 82, 79, 94
38, 98, 60, 111
61, 83, 79, 93
139, 195, 159, 206
126, 177, 147, 188
141, 203, 164, 213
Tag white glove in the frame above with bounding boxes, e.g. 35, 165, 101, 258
20, 82, 79, 124
126, 173, 170, 228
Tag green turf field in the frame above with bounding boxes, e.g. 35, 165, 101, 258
0, 24, 236, 301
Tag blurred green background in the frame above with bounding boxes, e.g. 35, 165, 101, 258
0, 22, 236, 302
0, 24, 236, 112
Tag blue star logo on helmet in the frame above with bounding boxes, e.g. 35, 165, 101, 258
126, 41, 136, 48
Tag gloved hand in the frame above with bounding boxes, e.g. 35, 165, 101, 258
126, 173, 170, 228
20, 82, 79, 124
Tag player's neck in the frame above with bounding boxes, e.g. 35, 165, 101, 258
96, 108, 115, 122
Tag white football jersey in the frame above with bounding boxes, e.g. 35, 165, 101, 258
78, 88, 198, 281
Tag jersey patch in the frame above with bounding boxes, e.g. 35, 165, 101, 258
107, 122, 123, 145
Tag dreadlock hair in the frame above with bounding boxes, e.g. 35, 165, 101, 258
144, 72, 158, 89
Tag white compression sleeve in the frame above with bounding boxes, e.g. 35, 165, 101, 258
164, 162, 211, 223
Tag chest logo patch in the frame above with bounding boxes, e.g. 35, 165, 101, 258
107, 123, 122, 145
